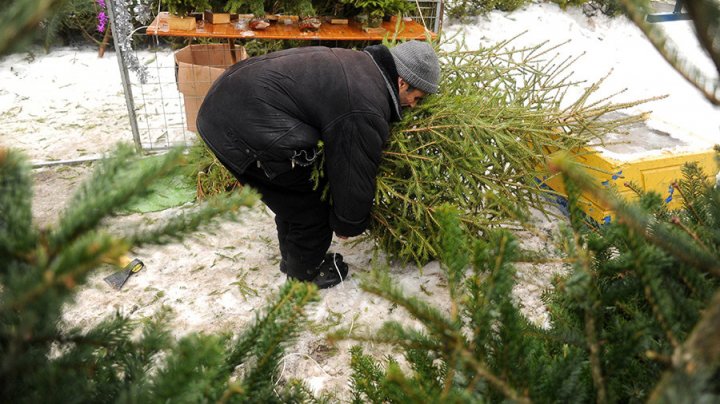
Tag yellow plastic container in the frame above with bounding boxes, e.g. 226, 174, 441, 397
539, 121, 717, 224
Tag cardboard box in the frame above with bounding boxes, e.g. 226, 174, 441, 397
362, 26, 386, 34
175, 43, 247, 132
168, 14, 196, 31
204, 10, 231, 24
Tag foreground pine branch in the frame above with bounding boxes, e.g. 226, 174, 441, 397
0, 0, 67, 56
335, 206, 539, 403
0, 146, 324, 402
548, 152, 720, 277
650, 289, 720, 402
548, 154, 720, 401
335, 156, 719, 402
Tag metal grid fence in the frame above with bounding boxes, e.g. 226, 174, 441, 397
407, 0, 444, 33
106, 0, 194, 154
132, 43, 195, 152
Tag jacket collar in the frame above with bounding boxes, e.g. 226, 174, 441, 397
364, 44, 402, 121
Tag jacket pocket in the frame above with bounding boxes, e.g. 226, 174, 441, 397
218, 129, 256, 173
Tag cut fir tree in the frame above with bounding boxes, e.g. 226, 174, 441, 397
370, 36, 657, 265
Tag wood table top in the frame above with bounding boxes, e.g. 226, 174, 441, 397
146, 12, 436, 41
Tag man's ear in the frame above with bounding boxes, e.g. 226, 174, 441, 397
398, 77, 408, 90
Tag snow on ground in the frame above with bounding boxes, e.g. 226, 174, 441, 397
1, 3, 718, 400
443, 2, 719, 160
0, 48, 132, 162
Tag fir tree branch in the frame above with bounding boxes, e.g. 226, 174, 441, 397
458, 349, 531, 403
383, 363, 441, 402
672, 181, 704, 226
229, 282, 318, 402
360, 269, 461, 339
47, 144, 135, 250
0, 149, 37, 266
1, 231, 127, 312
645, 350, 673, 366
0, 0, 66, 56
585, 301, 607, 404
217, 383, 246, 403
0, 143, 313, 402
372, 37, 652, 264
336, 332, 441, 354
341, 324, 528, 402
145, 334, 228, 402
356, 261, 531, 402
685, 0, 720, 76
559, 173, 609, 403
636, 250, 679, 350
669, 215, 711, 253
549, 154, 720, 277
225, 281, 317, 371
218, 281, 317, 402
435, 205, 469, 319
649, 289, 720, 401
124, 187, 258, 247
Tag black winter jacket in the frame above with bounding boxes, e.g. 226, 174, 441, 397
196, 45, 402, 237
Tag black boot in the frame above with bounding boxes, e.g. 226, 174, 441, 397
285, 253, 348, 288
311, 253, 349, 289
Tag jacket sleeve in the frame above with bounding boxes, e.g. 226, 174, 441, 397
323, 112, 389, 237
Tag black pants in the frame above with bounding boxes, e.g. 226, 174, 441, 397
236, 163, 332, 281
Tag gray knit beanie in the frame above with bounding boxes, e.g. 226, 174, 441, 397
390, 40, 440, 94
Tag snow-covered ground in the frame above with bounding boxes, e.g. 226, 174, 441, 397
444, 3, 718, 161
1, 3, 718, 400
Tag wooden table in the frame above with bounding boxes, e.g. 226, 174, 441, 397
146, 12, 436, 41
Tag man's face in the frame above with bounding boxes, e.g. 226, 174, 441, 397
398, 78, 427, 108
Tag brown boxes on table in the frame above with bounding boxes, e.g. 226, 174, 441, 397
204, 10, 231, 24
168, 15, 197, 30
175, 43, 247, 132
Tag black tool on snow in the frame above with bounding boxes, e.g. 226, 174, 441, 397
104, 258, 144, 290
